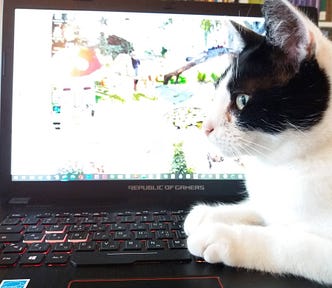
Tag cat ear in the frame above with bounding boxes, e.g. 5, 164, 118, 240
263, 0, 316, 68
230, 20, 264, 47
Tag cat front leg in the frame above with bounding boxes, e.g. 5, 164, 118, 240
186, 223, 332, 284
184, 202, 264, 236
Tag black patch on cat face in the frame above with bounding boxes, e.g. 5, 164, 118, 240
227, 40, 330, 134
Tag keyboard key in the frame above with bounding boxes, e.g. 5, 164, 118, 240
81, 217, 97, 224
70, 250, 192, 266
0, 233, 22, 243
88, 224, 106, 232
52, 242, 72, 252
9, 213, 26, 218
45, 233, 67, 243
170, 222, 183, 230
19, 254, 44, 265
25, 225, 44, 233
23, 233, 45, 243
1, 218, 20, 225
3, 243, 27, 253
100, 216, 116, 224
99, 241, 120, 251
0, 225, 24, 233
156, 215, 173, 222
45, 225, 66, 234
0, 254, 20, 266
68, 232, 89, 243
146, 240, 164, 250
22, 217, 39, 225
58, 217, 77, 225
129, 223, 148, 231
114, 231, 131, 240
68, 225, 87, 233
123, 240, 142, 250
133, 231, 153, 240
149, 223, 167, 230
45, 253, 69, 265
138, 215, 154, 223
28, 243, 50, 253
36, 213, 52, 218
41, 217, 57, 225
91, 232, 109, 241
174, 230, 187, 239
169, 239, 187, 249
76, 242, 96, 252
156, 230, 173, 239
109, 223, 127, 231
119, 215, 136, 223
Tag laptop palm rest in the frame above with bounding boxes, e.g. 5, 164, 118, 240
68, 276, 224, 288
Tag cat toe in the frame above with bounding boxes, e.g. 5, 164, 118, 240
186, 223, 237, 265
184, 204, 213, 236
186, 231, 206, 257
203, 243, 225, 263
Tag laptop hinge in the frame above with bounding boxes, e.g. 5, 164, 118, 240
8, 197, 30, 205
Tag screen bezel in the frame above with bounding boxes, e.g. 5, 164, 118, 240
0, 0, 318, 208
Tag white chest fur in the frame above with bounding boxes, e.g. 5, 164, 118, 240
245, 156, 332, 238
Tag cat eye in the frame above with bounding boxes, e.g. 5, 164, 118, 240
235, 94, 250, 110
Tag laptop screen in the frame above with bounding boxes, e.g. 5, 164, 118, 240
10, 8, 264, 183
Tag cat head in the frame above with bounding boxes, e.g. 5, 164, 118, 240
205, 0, 331, 162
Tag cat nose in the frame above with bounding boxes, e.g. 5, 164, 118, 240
203, 121, 214, 136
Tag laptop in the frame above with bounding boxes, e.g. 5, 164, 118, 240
0, 0, 325, 287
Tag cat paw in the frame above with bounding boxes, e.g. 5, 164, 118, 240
184, 202, 263, 236
186, 223, 239, 265
184, 204, 214, 236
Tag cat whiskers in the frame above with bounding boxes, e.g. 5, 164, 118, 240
258, 118, 285, 134
285, 121, 306, 135
240, 137, 272, 153
231, 142, 243, 158
232, 56, 240, 80
237, 138, 270, 158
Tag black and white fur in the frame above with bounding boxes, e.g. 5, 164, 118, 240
184, 0, 332, 284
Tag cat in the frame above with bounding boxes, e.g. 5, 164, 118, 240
184, 0, 332, 285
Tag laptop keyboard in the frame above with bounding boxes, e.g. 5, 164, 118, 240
0, 210, 192, 267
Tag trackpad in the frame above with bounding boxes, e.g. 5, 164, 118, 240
68, 276, 223, 288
